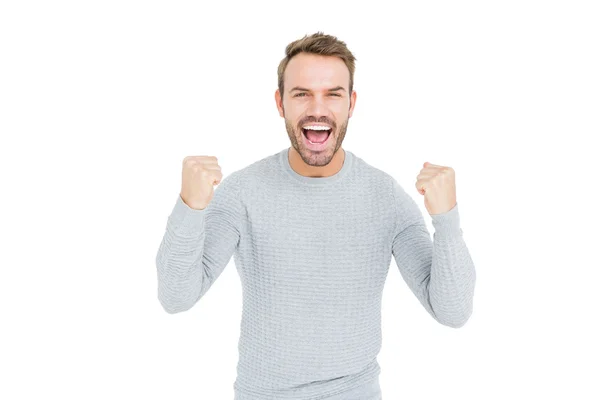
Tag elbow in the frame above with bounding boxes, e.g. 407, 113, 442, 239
160, 302, 189, 314
443, 317, 469, 329
438, 308, 473, 329
157, 290, 194, 314
159, 299, 193, 314
429, 295, 473, 328
156, 270, 203, 314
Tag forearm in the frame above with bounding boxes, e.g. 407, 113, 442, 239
428, 204, 476, 327
156, 196, 207, 314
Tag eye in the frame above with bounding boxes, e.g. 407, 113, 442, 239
293, 93, 341, 97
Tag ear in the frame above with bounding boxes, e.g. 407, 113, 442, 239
275, 89, 284, 118
348, 90, 357, 118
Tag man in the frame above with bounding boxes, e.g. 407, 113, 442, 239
156, 31, 476, 400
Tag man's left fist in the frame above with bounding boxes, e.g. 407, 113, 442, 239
415, 161, 457, 216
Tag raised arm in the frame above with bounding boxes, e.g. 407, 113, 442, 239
155, 170, 243, 314
391, 178, 476, 328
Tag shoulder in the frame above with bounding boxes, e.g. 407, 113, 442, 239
349, 151, 396, 188
216, 150, 281, 198
351, 153, 423, 227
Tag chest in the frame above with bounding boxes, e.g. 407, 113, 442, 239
238, 185, 396, 284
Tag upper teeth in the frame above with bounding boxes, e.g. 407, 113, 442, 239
303, 125, 330, 130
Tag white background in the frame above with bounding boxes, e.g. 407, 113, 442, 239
1, 0, 599, 399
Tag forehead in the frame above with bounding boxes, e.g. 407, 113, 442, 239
284, 53, 349, 90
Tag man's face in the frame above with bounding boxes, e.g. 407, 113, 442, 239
275, 52, 357, 167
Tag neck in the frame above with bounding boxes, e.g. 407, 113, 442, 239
288, 147, 345, 178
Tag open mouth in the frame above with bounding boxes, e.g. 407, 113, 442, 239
302, 127, 332, 145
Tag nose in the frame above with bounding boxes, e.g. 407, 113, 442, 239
305, 94, 328, 119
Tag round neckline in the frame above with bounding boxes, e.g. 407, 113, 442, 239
279, 147, 354, 186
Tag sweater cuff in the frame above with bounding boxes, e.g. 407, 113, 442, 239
430, 202, 461, 235
167, 194, 206, 232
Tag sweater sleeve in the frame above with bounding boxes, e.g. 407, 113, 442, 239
155, 171, 243, 314
390, 178, 476, 328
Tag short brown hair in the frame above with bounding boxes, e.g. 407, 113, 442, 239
277, 32, 357, 99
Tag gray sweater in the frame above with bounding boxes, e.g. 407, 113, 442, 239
155, 147, 476, 399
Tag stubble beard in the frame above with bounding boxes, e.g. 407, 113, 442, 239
284, 113, 348, 167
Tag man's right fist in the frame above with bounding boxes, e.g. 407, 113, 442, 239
180, 155, 222, 210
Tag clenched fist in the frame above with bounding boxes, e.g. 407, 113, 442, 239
180, 155, 222, 210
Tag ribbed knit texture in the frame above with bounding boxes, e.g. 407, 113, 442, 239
156, 147, 476, 400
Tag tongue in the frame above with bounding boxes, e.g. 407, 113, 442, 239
305, 130, 329, 143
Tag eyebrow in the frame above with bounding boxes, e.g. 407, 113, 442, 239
289, 86, 346, 93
